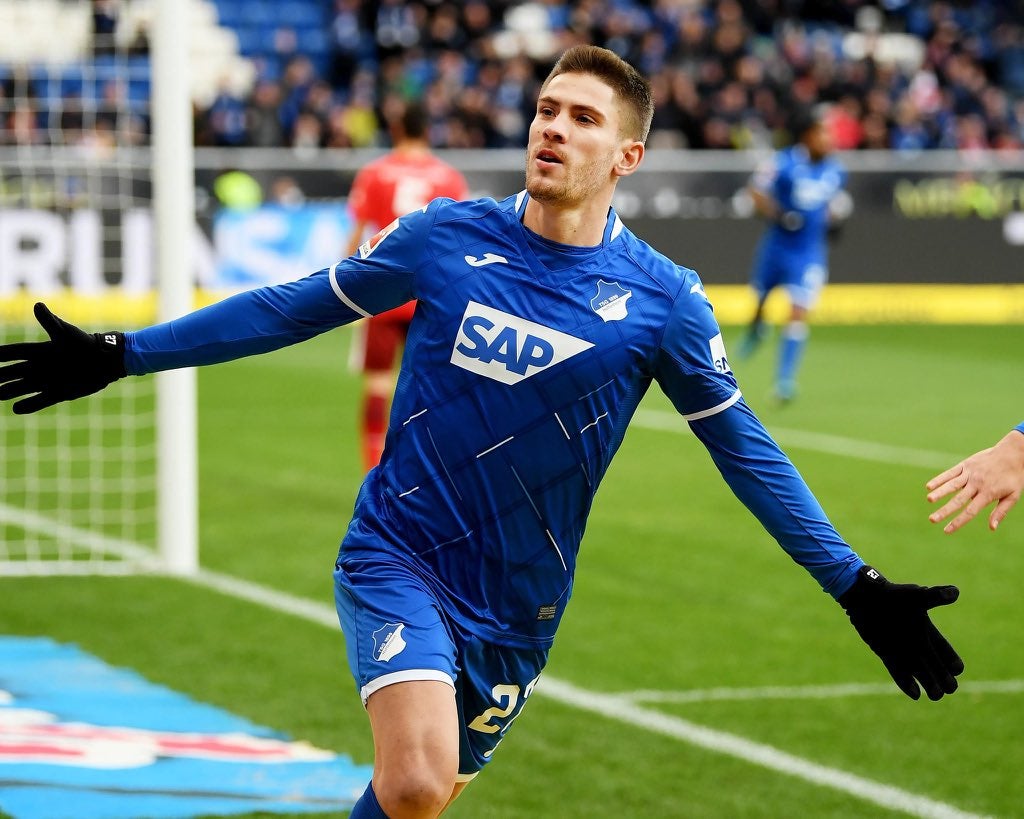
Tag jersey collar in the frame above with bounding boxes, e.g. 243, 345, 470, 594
511, 190, 625, 247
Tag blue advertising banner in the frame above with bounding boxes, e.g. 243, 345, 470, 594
0, 636, 371, 819
212, 204, 352, 289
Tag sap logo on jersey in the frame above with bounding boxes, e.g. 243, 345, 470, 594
452, 301, 594, 385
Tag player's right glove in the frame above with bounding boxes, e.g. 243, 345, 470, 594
0, 302, 127, 414
838, 565, 963, 701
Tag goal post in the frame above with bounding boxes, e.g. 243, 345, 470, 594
152, 0, 197, 575
0, 0, 197, 576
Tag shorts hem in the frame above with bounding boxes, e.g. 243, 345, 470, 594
360, 668, 456, 705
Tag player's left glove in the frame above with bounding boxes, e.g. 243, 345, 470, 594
0, 302, 127, 414
838, 565, 963, 701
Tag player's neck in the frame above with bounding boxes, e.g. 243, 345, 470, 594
393, 139, 431, 158
521, 197, 609, 247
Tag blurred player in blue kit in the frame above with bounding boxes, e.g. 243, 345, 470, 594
739, 107, 853, 402
0, 47, 962, 819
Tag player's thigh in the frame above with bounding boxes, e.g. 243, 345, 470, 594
456, 637, 548, 780
363, 303, 414, 372
366, 678, 459, 776
335, 557, 465, 795
750, 243, 783, 295
784, 259, 828, 311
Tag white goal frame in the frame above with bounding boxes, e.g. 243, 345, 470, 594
0, 0, 197, 576
152, 0, 197, 575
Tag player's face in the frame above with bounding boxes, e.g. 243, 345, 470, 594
806, 123, 834, 160
525, 73, 631, 207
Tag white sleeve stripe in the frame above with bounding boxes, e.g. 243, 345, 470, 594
328, 262, 371, 318
681, 389, 742, 421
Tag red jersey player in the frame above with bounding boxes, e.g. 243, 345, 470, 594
345, 102, 469, 470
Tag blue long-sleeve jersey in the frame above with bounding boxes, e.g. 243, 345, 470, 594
751, 144, 847, 256
127, 192, 862, 649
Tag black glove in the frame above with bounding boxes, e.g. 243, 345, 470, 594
0, 302, 127, 414
839, 565, 963, 701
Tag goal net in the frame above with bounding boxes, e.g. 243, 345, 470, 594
0, 0, 196, 575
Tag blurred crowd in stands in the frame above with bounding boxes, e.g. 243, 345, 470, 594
195, 0, 1024, 153
6, 0, 1024, 153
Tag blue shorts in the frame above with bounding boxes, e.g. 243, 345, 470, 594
334, 555, 549, 778
751, 243, 828, 310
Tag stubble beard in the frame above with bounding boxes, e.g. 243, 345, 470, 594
525, 151, 614, 208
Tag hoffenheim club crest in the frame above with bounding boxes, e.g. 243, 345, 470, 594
371, 622, 407, 662
591, 280, 632, 322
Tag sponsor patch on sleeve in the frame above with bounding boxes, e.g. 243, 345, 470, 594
358, 217, 401, 259
709, 332, 731, 374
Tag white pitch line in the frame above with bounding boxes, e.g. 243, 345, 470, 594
0, 494, 993, 818
173, 571, 991, 819
621, 680, 1024, 704
537, 676, 990, 819
0, 502, 162, 576
631, 408, 962, 470
187, 568, 342, 630
0, 528, 991, 819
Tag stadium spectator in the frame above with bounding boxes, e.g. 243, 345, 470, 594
90, 0, 119, 58
328, 0, 373, 90
6, 101, 44, 147
927, 423, 1024, 533
204, 80, 249, 148
737, 106, 851, 403
19, 0, 1024, 154
243, 79, 286, 148
326, 85, 379, 149
342, 100, 468, 471
373, 0, 422, 62
0, 45, 964, 819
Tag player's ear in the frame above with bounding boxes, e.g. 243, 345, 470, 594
613, 140, 644, 178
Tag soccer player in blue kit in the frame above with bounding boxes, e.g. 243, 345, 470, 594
0, 47, 963, 818
738, 108, 852, 402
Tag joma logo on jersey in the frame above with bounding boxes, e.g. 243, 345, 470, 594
451, 301, 594, 385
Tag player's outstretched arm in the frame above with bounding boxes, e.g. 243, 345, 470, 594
0, 302, 126, 414
838, 565, 963, 701
926, 428, 1024, 533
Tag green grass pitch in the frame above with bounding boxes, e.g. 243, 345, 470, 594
1, 322, 1022, 818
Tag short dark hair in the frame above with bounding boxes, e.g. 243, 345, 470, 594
398, 101, 428, 140
788, 106, 823, 143
541, 45, 653, 144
